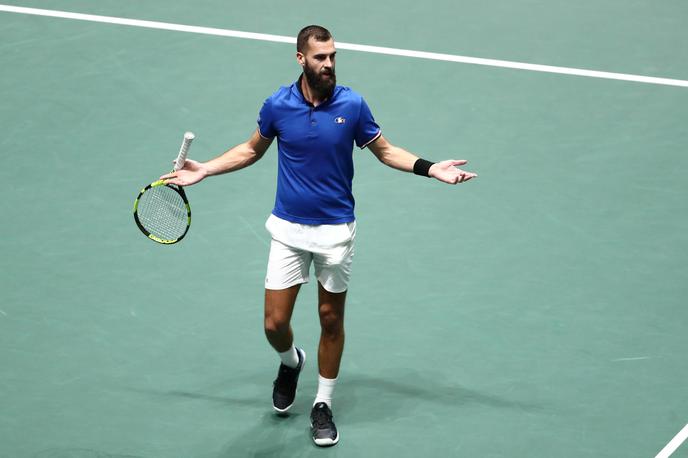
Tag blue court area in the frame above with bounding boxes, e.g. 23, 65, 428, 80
1, 1, 687, 457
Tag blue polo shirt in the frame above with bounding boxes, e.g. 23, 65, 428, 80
257, 77, 381, 225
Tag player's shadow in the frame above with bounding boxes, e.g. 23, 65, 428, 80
215, 368, 546, 457
123, 373, 321, 457
124, 369, 545, 456
122, 370, 277, 409
124, 387, 268, 409
335, 369, 547, 424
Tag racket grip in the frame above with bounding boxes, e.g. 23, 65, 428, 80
174, 131, 195, 171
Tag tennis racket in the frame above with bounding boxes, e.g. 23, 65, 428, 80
133, 132, 195, 244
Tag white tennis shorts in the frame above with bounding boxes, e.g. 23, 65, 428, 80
264, 216, 355, 293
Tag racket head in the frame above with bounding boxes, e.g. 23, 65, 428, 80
133, 180, 191, 244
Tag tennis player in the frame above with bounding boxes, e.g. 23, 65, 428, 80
162, 25, 476, 447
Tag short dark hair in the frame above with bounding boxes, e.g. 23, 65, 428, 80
297, 25, 332, 53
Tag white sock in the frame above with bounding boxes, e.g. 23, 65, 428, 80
313, 375, 337, 408
278, 345, 299, 368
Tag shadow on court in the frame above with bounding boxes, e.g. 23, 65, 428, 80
336, 369, 547, 423
123, 367, 543, 413
133, 388, 268, 409
120, 369, 273, 405
118, 368, 545, 457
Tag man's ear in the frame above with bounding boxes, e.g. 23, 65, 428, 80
296, 52, 305, 67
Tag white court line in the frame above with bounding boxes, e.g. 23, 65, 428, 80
1, 4, 688, 88
611, 356, 651, 362
655, 424, 688, 458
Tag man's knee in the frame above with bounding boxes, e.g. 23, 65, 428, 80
319, 306, 344, 337
265, 314, 289, 334
264, 285, 300, 337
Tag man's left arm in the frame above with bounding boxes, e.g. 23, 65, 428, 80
367, 135, 477, 184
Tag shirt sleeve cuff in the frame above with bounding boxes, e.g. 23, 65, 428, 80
360, 130, 381, 149
257, 126, 274, 140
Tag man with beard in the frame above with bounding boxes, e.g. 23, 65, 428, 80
161, 25, 477, 447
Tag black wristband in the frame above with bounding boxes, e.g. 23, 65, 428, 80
413, 158, 435, 177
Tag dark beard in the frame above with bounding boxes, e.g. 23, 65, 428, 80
303, 63, 336, 100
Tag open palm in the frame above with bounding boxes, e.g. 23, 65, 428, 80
430, 160, 477, 184
160, 159, 208, 186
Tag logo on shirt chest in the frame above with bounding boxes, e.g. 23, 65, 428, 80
334, 116, 346, 124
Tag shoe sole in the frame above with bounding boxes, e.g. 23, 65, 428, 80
272, 348, 306, 415
312, 430, 339, 447
272, 404, 293, 415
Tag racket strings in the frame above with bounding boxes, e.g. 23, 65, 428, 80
137, 185, 188, 241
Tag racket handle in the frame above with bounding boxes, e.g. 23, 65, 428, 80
174, 131, 195, 171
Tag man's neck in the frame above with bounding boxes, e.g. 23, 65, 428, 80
300, 75, 327, 107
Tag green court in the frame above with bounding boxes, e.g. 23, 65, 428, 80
1, 1, 687, 457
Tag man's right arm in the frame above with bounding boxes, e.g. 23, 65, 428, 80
161, 128, 273, 186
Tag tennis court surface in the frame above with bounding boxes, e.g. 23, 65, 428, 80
1, 1, 687, 457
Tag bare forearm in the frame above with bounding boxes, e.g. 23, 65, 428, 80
376, 144, 419, 172
203, 142, 264, 177
161, 129, 272, 187
366, 134, 477, 185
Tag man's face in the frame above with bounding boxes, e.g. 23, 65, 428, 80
298, 38, 336, 97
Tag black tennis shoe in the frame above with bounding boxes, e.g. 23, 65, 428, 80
310, 402, 339, 446
272, 347, 306, 414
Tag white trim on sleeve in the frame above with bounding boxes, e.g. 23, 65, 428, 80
257, 125, 274, 140
360, 130, 381, 149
